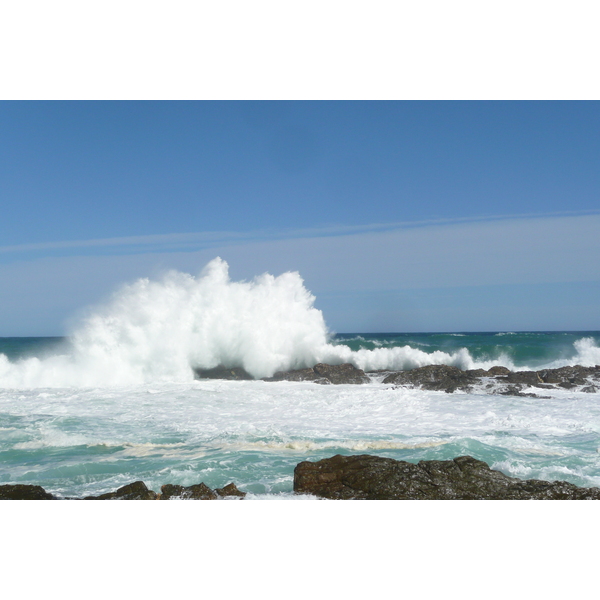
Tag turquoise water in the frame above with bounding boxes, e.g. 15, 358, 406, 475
2, 333, 600, 498
3, 330, 597, 367
0, 337, 66, 361
333, 331, 600, 369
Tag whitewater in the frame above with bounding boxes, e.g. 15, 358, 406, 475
1, 258, 600, 498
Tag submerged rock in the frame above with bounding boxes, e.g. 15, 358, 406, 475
265, 363, 370, 385
293, 454, 600, 500
0, 484, 56, 500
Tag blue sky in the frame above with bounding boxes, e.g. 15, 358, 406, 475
1, 101, 599, 335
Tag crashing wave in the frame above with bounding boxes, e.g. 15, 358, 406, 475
1, 258, 599, 388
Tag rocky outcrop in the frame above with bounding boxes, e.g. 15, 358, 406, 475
537, 365, 598, 388
215, 482, 246, 498
193, 362, 370, 384
313, 363, 370, 384
263, 367, 323, 383
160, 483, 217, 500
0, 484, 57, 500
84, 481, 158, 500
4, 455, 600, 500
380, 364, 600, 395
265, 363, 370, 385
2, 480, 247, 500
293, 454, 600, 500
194, 366, 253, 380
382, 364, 477, 393
192, 362, 600, 392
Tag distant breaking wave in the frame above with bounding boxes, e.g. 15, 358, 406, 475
1, 258, 600, 388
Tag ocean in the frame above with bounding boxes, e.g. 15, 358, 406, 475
1, 258, 600, 499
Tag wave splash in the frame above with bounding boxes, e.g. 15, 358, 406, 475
1, 258, 599, 388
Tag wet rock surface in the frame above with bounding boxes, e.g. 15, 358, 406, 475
2, 480, 247, 500
193, 366, 253, 380
265, 363, 370, 385
294, 454, 600, 500
194, 363, 370, 384
381, 364, 477, 393
85, 481, 158, 500
0, 484, 57, 500
193, 362, 600, 393
215, 483, 247, 498
380, 364, 600, 396
5, 455, 600, 500
160, 483, 217, 500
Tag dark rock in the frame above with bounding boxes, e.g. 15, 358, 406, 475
382, 364, 477, 393
265, 367, 322, 382
498, 384, 524, 395
85, 481, 157, 500
215, 483, 246, 498
488, 366, 511, 376
581, 385, 598, 393
0, 484, 56, 500
2, 479, 247, 500
265, 363, 369, 385
493, 371, 554, 391
160, 483, 217, 500
500, 371, 545, 387
559, 381, 577, 389
382, 363, 600, 395
312, 363, 370, 384
466, 369, 490, 377
499, 387, 551, 398
193, 366, 254, 380
537, 366, 599, 386
293, 454, 600, 500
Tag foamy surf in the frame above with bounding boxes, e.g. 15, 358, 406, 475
2, 378, 600, 497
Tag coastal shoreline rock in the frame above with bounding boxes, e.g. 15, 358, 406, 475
160, 483, 217, 500
293, 454, 600, 500
380, 364, 600, 396
264, 363, 370, 385
84, 481, 158, 500
0, 484, 57, 500
193, 361, 600, 394
1, 480, 247, 500
4, 456, 600, 500
193, 362, 371, 385
193, 366, 253, 380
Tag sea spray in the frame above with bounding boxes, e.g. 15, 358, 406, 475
1, 258, 600, 388
0, 258, 328, 387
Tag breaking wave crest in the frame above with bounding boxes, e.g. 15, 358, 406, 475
1, 258, 599, 388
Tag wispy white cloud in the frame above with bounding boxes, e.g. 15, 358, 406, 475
187, 212, 600, 292
2, 209, 599, 257
1, 211, 599, 334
